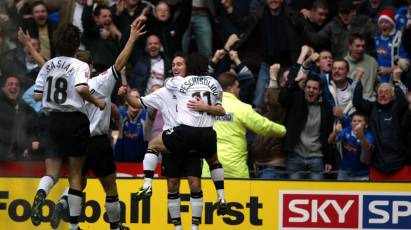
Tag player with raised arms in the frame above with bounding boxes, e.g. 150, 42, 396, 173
31, 24, 105, 230
47, 21, 146, 230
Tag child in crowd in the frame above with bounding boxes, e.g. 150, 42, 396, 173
114, 89, 148, 162
328, 112, 375, 180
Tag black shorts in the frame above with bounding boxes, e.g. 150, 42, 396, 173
82, 135, 116, 177
43, 112, 90, 158
162, 125, 217, 159
162, 154, 202, 178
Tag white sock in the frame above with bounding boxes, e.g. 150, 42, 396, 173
37, 175, 55, 195
143, 150, 158, 188
210, 165, 225, 200
106, 195, 120, 230
191, 191, 203, 226
59, 187, 69, 209
168, 192, 181, 226
62, 187, 69, 197
68, 188, 82, 228
192, 224, 199, 230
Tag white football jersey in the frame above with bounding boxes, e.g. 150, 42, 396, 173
140, 87, 178, 130
86, 66, 119, 136
165, 75, 223, 127
34, 56, 90, 114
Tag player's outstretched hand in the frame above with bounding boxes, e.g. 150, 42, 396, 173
130, 20, 146, 42
17, 27, 31, 46
187, 97, 208, 112
96, 99, 106, 111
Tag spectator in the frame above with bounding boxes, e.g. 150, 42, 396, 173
222, 0, 304, 111
129, 34, 170, 95
202, 71, 286, 178
302, 0, 377, 59
111, 0, 147, 35
328, 59, 359, 127
82, 3, 120, 72
300, 48, 359, 127
68, 0, 88, 33
375, 9, 410, 83
345, 33, 378, 101
0, 75, 38, 160
138, 0, 192, 60
208, 47, 256, 105
20, 1, 57, 60
249, 63, 287, 179
227, 50, 256, 105
279, 49, 335, 179
358, 0, 391, 24
353, 68, 410, 180
24, 0, 88, 34
328, 112, 375, 181
15, 30, 43, 89
313, 50, 333, 89
182, 0, 215, 58
299, 47, 335, 108
114, 89, 148, 162
0, 22, 20, 78
395, 0, 411, 31
300, 0, 330, 51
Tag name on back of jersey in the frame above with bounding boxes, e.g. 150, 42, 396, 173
179, 76, 219, 95
45, 59, 76, 76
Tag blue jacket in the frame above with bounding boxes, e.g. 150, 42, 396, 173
375, 31, 409, 82
395, 6, 409, 31
114, 107, 148, 162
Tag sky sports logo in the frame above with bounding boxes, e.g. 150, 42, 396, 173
279, 191, 411, 230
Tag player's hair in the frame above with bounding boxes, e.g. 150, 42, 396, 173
186, 52, 209, 76
93, 5, 111, 17
173, 51, 188, 64
30, 0, 48, 13
53, 24, 81, 57
333, 58, 350, 72
75, 50, 93, 65
218, 72, 238, 90
352, 111, 369, 124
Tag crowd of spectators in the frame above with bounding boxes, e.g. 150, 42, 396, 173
1, 0, 411, 181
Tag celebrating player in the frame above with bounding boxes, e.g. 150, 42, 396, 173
126, 53, 228, 216
49, 21, 146, 230
31, 24, 105, 230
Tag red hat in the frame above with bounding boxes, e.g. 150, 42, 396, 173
378, 9, 395, 26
